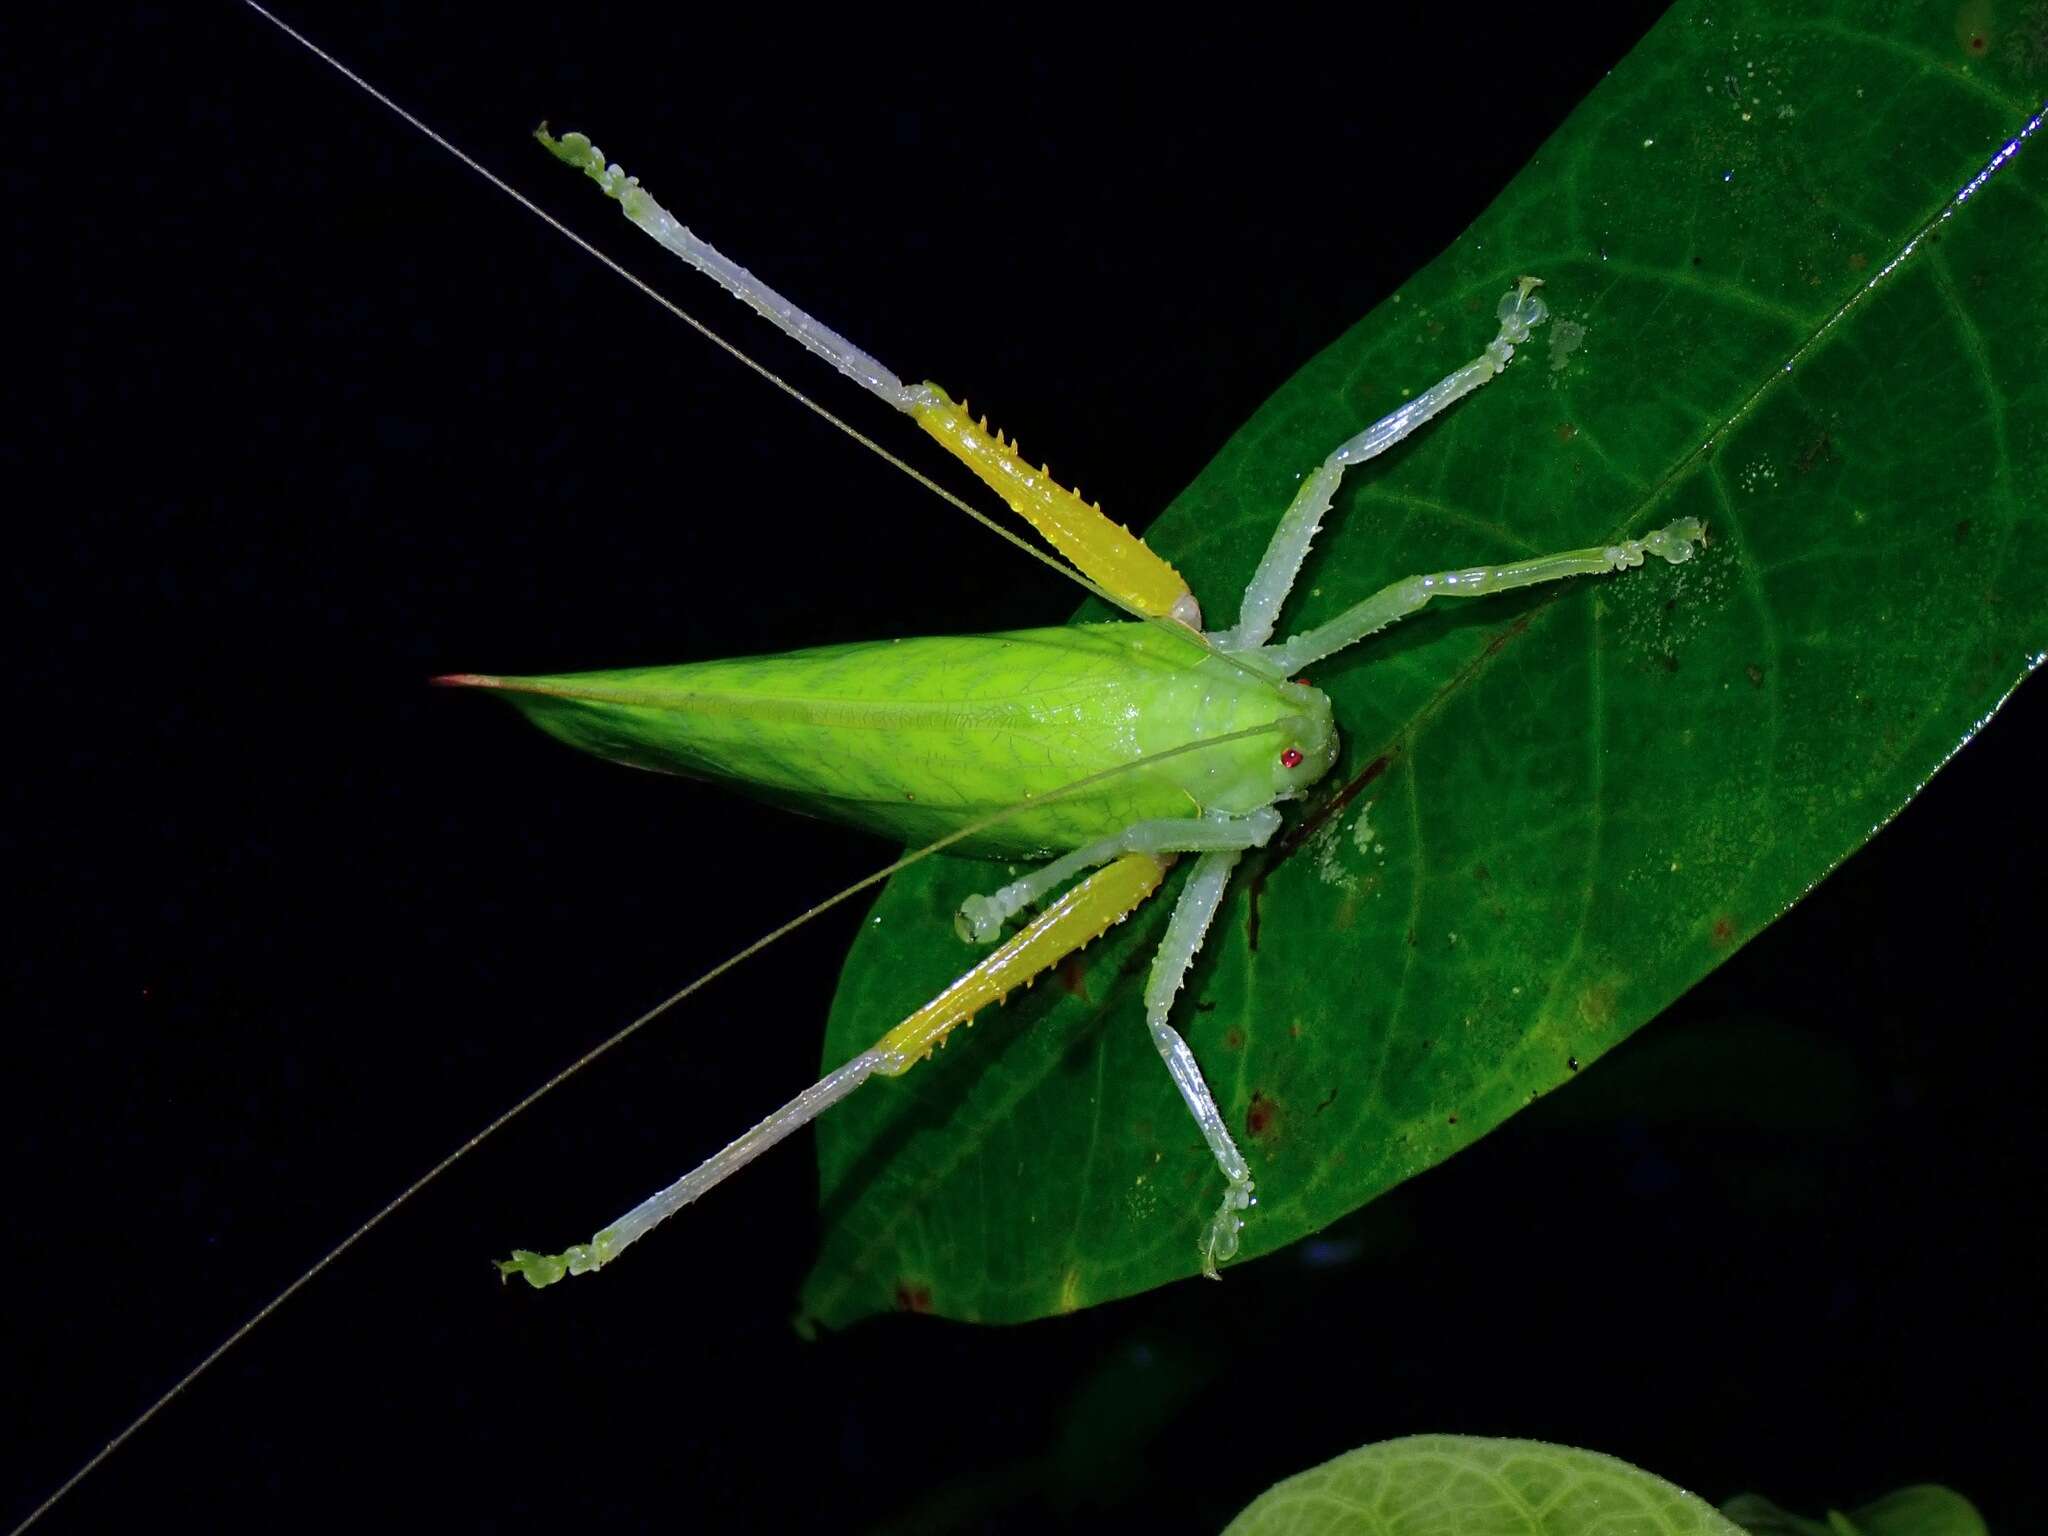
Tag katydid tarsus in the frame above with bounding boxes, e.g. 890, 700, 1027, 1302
17, 9, 1721, 1529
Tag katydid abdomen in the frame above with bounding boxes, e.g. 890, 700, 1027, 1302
444, 621, 1337, 858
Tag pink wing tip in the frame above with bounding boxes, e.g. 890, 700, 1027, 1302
431, 673, 505, 689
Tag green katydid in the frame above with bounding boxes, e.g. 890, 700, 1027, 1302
23, 6, 2048, 1530
213, 9, 1704, 1297
432, 128, 1705, 1288
15, 15, 1720, 1529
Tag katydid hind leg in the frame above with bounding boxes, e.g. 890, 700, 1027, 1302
499, 854, 1175, 1287
538, 127, 1199, 627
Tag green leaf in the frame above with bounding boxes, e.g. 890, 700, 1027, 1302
1223, 1436, 1742, 1536
804, 2, 2048, 1327
1724, 1486, 1990, 1536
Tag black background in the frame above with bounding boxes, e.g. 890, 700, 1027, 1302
9, 5, 2043, 1532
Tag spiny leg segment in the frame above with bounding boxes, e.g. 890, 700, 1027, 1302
538, 128, 1203, 630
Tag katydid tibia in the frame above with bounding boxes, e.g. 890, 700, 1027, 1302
433, 129, 1706, 1288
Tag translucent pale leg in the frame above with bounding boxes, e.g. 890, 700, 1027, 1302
1215, 279, 1551, 651
947, 818, 1275, 1275
497, 853, 1171, 1287
1260, 518, 1708, 676
955, 807, 1282, 943
1139, 848, 1256, 1278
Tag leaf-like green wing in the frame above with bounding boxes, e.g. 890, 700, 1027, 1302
806, 1, 2048, 1327
1224, 1436, 1742, 1536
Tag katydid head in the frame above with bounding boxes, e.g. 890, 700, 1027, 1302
1268, 679, 1340, 803
1135, 655, 1338, 822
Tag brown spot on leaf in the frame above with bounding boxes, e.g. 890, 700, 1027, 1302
1224, 1026, 1245, 1051
1746, 663, 1765, 688
1711, 914, 1737, 947
1057, 953, 1091, 1000
1848, 251, 1869, 271
1246, 1091, 1280, 1139
1555, 421, 1579, 445
1446, 1112, 1460, 1126
893, 1281, 933, 1314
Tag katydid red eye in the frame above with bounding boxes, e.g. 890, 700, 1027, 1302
1281, 749, 1303, 769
